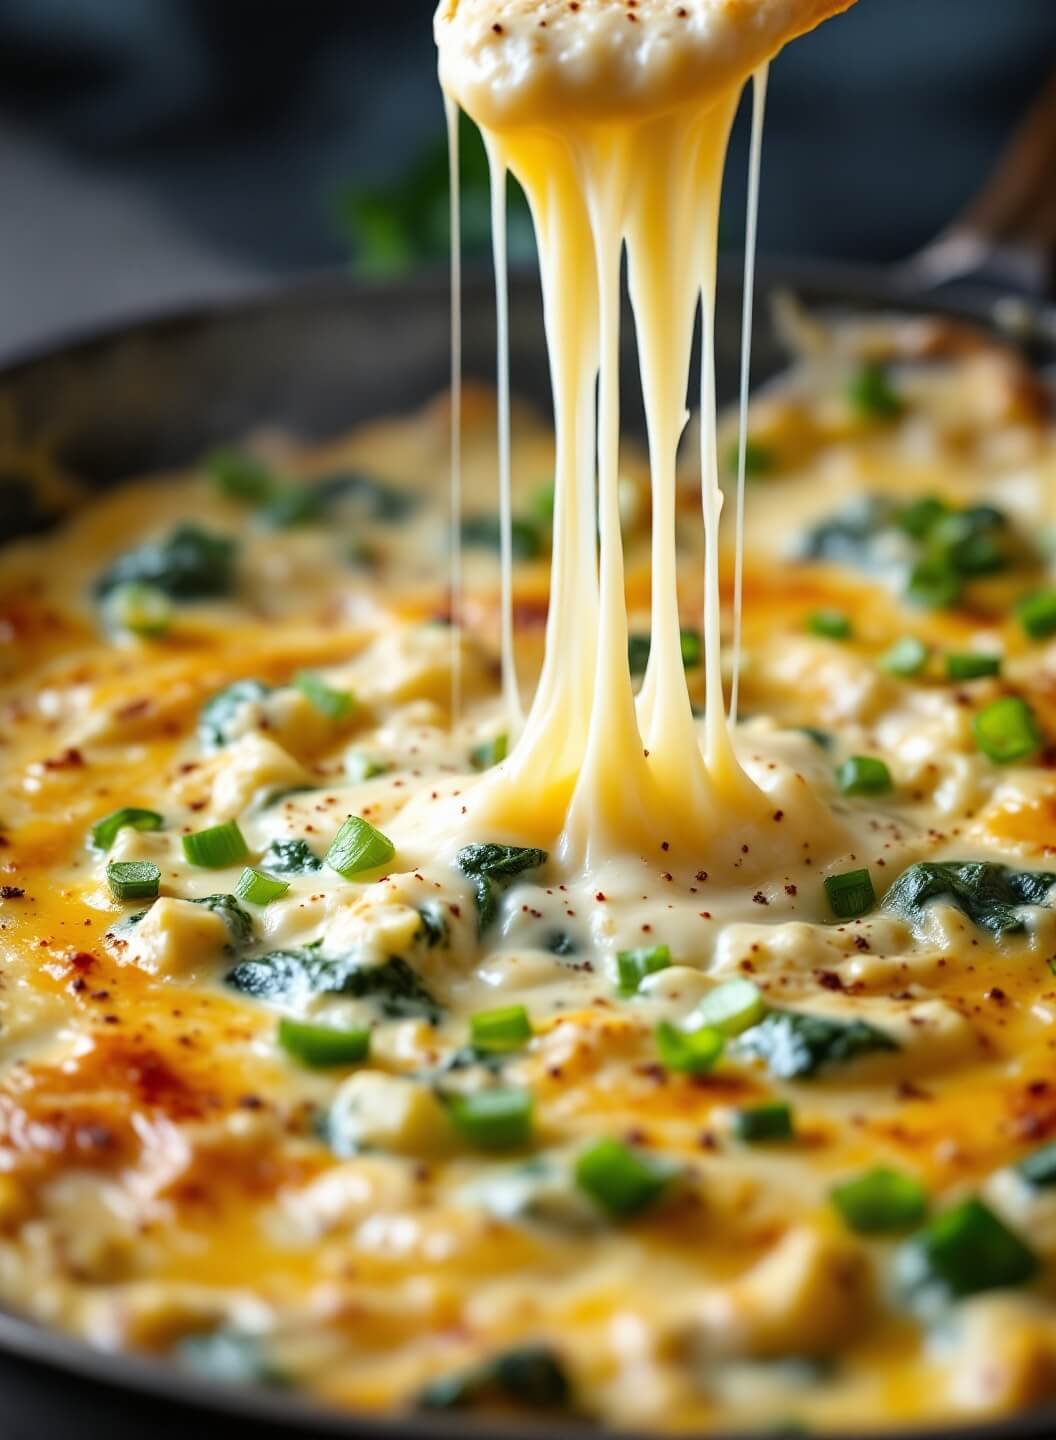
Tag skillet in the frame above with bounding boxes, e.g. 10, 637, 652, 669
0, 258, 1054, 1439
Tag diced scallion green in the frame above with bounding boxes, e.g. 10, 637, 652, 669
830, 1166, 927, 1233
835, 755, 892, 797
470, 734, 509, 770
972, 696, 1041, 764
345, 752, 388, 782
89, 807, 164, 853
107, 859, 161, 901
295, 672, 355, 721
824, 868, 875, 919
905, 556, 960, 611
207, 450, 276, 503
574, 1138, 672, 1219
470, 1004, 533, 1054
234, 867, 290, 906
325, 816, 395, 878
879, 636, 929, 677
181, 820, 248, 869
1017, 590, 1056, 640
103, 581, 172, 638
848, 361, 902, 421
655, 1021, 724, 1075
695, 978, 765, 1036
896, 1197, 1037, 1308
806, 609, 852, 641
732, 1102, 794, 1143
945, 652, 1001, 681
447, 1088, 534, 1151
277, 1017, 370, 1068
616, 944, 672, 996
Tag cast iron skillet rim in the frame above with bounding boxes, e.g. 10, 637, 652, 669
0, 263, 1054, 1439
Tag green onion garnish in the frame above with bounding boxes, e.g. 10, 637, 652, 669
89, 806, 164, 853
732, 1102, 794, 1143
824, 868, 875, 919
325, 816, 395, 878
848, 361, 902, 421
835, 755, 892, 796
1017, 1141, 1056, 1188
104, 581, 172, 638
470, 1004, 533, 1054
447, 1088, 534, 1151
905, 557, 961, 611
277, 1017, 370, 1068
945, 652, 1001, 681
470, 734, 509, 771
830, 1166, 927, 1233
574, 1138, 672, 1219
234, 867, 290, 906
181, 820, 248, 869
655, 1021, 724, 1075
207, 450, 276, 503
694, 978, 765, 1036
1017, 590, 1056, 640
879, 636, 929, 678
896, 1197, 1037, 1307
806, 609, 852, 641
616, 944, 672, 997
972, 696, 1041, 764
346, 752, 388, 782
107, 859, 161, 901
295, 672, 355, 721
895, 496, 947, 539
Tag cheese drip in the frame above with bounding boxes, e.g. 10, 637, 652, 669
436, 0, 852, 877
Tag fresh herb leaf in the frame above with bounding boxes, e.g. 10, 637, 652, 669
226, 950, 440, 1020
881, 861, 1056, 940
737, 1010, 897, 1080
95, 525, 236, 601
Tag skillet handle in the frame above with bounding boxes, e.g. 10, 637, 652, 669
898, 69, 1056, 298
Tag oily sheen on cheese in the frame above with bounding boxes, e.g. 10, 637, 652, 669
4, 0, 1056, 1434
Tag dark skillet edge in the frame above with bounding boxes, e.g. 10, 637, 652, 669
0, 264, 1055, 1438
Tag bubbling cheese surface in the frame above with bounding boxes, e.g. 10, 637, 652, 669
435, 0, 855, 877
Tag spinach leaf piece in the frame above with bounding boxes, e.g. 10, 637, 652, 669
737, 1010, 897, 1080
461, 514, 546, 561
226, 950, 440, 1021
260, 838, 322, 875
417, 901, 450, 948
317, 470, 417, 522
456, 844, 548, 931
881, 861, 1056, 940
189, 894, 254, 950
417, 1345, 572, 1413
95, 524, 236, 600
199, 679, 271, 750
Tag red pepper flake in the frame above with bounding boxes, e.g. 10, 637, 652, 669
752, 891, 768, 905
772, 809, 784, 822
43, 747, 84, 771
595, 891, 607, 902
660, 840, 670, 852
815, 970, 844, 992
784, 883, 797, 896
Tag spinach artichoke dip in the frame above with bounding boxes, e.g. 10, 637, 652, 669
2, 0, 1056, 1434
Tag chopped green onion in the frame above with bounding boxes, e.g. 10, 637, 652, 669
905, 557, 961, 611
732, 1102, 794, 1143
973, 696, 1041, 765
89, 807, 164, 853
181, 820, 248, 869
470, 1004, 533, 1054
879, 636, 929, 678
325, 815, 395, 878
470, 734, 509, 770
277, 1017, 370, 1068
574, 1138, 672, 1219
848, 361, 902, 421
835, 755, 892, 797
234, 867, 290, 906
945, 652, 1001, 681
1017, 590, 1056, 640
679, 628, 703, 669
655, 1021, 724, 1075
895, 496, 947, 539
530, 482, 555, 522
107, 859, 161, 901
345, 752, 388, 782
726, 438, 777, 478
207, 450, 276, 503
295, 672, 355, 721
824, 868, 875, 919
896, 1197, 1037, 1307
695, 978, 765, 1036
448, 1088, 534, 1151
627, 628, 703, 677
616, 944, 672, 997
104, 581, 172, 638
1017, 1142, 1056, 1188
830, 1166, 927, 1233
806, 609, 852, 641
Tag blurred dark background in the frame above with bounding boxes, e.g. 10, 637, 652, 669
2, 0, 1055, 356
